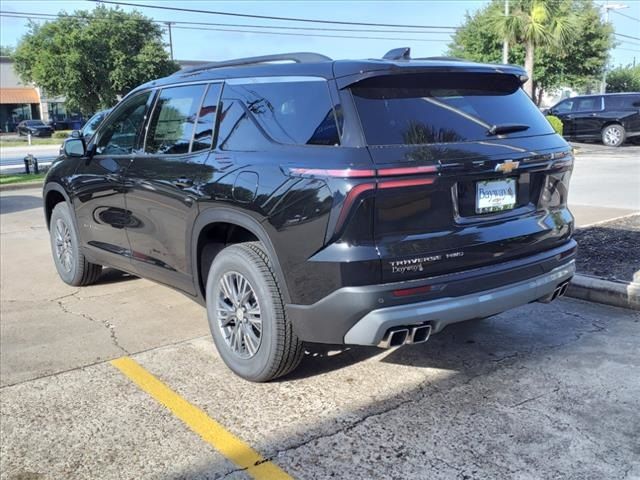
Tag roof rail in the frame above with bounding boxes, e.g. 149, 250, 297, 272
414, 56, 465, 62
382, 47, 411, 61
174, 52, 332, 76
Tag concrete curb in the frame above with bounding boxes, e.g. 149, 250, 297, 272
566, 273, 640, 311
0, 182, 44, 192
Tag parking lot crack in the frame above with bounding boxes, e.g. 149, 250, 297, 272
510, 386, 560, 408
216, 383, 446, 479
55, 298, 129, 355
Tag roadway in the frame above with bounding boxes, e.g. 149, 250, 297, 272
0, 144, 60, 173
569, 142, 640, 226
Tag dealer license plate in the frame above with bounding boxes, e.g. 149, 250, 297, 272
476, 178, 517, 214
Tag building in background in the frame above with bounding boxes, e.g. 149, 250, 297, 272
0, 57, 207, 132
0, 56, 42, 132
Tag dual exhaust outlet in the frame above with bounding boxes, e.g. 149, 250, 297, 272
378, 323, 432, 349
539, 280, 570, 304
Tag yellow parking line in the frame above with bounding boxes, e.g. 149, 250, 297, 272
111, 357, 292, 480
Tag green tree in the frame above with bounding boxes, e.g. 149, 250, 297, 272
489, 0, 576, 97
448, 0, 613, 103
606, 65, 640, 93
13, 7, 179, 114
0, 45, 14, 56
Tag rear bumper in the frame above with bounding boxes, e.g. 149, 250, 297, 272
286, 240, 577, 345
344, 261, 574, 346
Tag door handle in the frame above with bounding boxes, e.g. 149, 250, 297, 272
173, 177, 193, 188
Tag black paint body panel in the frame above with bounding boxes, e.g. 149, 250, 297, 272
43, 56, 576, 344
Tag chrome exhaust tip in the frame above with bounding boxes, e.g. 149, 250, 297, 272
378, 328, 409, 348
409, 324, 431, 344
559, 281, 569, 297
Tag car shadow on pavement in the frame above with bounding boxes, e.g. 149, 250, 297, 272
97, 267, 139, 285
0, 195, 42, 215
284, 343, 382, 380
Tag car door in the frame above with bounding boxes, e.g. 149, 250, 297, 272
550, 99, 575, 137
571, 96, 604, 139
123, 83, 220, 294
69, 90, 154, 271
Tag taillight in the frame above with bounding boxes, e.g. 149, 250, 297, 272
334, 182, 376, 232
288, 168, 376, 178
286, 165, 438, 235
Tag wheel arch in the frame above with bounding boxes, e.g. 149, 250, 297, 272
191, 207, 290, 305
43, 183, 74, 230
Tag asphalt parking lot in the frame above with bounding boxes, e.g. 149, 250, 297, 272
1, 184, 639, 479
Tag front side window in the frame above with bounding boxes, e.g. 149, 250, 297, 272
145, 84, 207, 155
352, 72, 554, 145
96, 92, 151, 155
82, 110, 109, 139
217, 79, 339, 151
554, 100, 573, 114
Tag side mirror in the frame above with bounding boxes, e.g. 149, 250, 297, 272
63, 138, 86, 157
70, 130, 83, 138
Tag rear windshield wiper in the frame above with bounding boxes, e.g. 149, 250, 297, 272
487, 123, 530, 136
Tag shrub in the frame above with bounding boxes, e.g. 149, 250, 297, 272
546, 115, 563, 135
52, 130, 72, 139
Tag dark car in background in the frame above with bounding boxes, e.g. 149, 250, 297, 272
545, 92, 640, 147
17, 120, 54, 137
43, 49, 576, 381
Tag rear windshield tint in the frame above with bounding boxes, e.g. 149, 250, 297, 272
351, 73, 554, 145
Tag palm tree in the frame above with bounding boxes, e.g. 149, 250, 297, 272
491, 0, 576, 97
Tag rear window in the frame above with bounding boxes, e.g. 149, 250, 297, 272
217, 79, 340, 150
351, 73, 554, 145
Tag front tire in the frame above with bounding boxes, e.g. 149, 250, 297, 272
49, 202, 102, 286
205, 242, 303, 382
601, 124, 625, 147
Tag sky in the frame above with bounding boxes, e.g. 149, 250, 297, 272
0, 0, 639, 67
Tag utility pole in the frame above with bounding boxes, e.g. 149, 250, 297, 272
165, 22, 174, 60
601, 2, 628, 93
502, 0, 510, 64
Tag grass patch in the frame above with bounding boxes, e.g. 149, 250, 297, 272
0, 173, 46, 185
0, 137, 63, 147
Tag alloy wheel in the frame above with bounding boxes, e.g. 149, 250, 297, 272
603, 126, 622, 146
216, 271, 262, 359
54, 218, 74, 273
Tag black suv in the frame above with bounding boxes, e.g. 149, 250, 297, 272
545, 92, 640, 147
44, 49, 576, 381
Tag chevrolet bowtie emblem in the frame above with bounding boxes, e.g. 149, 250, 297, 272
495, 160, 520, 174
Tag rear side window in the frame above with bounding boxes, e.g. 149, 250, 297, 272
145, 84, 206, 155
605, 95, 640, 110
573, 97, 602, 112
192, 83, 222, 152
351, 73, 554, 145
217, 79, 339, 151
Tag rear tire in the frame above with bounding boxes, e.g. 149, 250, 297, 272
205, 242, 303, 382
601, 124, 625, 147
49, 202, 102, 286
